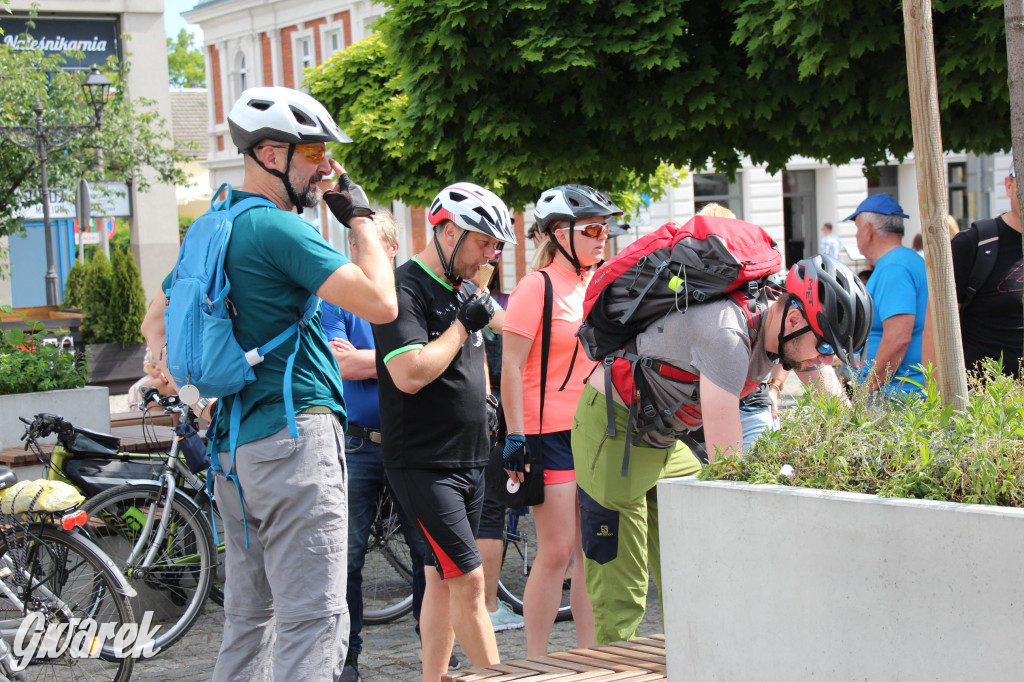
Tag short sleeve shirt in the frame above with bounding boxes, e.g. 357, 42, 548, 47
854, 246, 928, 394
633, 296, 774, 447
372, 257, 489, 469
950, 217, 1024, 377
321, 304, 380, 429
503, 263, 597, 434
163, 191, 350, 450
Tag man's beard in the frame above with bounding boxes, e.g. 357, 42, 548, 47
780, 338, 819, 373
293, 173, 324, 209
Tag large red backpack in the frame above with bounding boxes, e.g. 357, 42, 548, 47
577, 215, 782, 472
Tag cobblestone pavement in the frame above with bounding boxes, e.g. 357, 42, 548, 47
129, 592, 663, 681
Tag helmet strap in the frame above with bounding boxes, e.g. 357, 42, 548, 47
247, 144, 304, 212
433, 223, 468, 286
775, 296, 818, 371
549, 221, 584, 276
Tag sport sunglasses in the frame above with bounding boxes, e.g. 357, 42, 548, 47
256, 143, 327, 164
565, 222, 609, 239
810, 329, 836, 356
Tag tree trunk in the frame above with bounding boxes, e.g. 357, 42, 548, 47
903, 0, 969, 409
1005, 0, 1024, 361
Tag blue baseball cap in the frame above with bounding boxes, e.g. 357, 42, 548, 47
843, 193, 910, 222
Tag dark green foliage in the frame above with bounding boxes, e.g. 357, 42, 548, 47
108, 249, 145, 346
308, 0, 1008, 209
80, 251, 114, 344
61, 260, 88, 310
0, 306, 87, 395
702, 363, 1024, 508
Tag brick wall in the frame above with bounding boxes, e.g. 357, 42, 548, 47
210, 44, 223, 123
411, 207, 427, 254
280, 25, 297, 88
260, 32, 273, 86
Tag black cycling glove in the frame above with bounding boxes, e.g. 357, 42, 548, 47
323, 172, 374, 227
503, 434, 528, 473
457, 295, 495, 333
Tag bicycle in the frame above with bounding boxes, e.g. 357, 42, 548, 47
362, 483, 416, 625
20, 396, 218, 654
0, 474, 137, 680
497, 506, 573, 622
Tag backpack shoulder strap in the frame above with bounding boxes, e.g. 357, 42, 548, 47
538, 272, 553, 460
962, 219, 1000, 313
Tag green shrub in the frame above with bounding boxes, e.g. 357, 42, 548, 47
61, 259, 88, 310
701, 363, 1024, 508
179, 214, 197, 242
80, 250, 114, 344
108, 249, 146, 346
0, 306, 87, 395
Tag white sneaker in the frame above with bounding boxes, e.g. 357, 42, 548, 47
488, 601, 524, 632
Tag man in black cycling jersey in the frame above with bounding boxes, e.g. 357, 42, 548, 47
373, 182, 518, 681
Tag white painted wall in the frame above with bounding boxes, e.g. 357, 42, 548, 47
658, 478, 1024, 681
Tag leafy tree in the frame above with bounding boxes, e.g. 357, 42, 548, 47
80, 250, 113, 344
109, 249, 145, 346
61, 260, 88, 310
0, 34, 189, 240
167, 28, 206, 89
308, 0, 1008, 209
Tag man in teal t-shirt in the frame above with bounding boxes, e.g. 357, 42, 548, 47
848, 193, 928, 396
143, 87, 397, 681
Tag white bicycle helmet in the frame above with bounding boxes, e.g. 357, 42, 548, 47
428, 183, 516, 285
228, 86, 352, 152
428, 183, 518, 245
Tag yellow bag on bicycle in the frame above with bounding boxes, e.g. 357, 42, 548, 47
0, 479, 84, 514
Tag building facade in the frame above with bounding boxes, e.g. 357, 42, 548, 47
1, 0, 181, 305
185, 0, 1010, 290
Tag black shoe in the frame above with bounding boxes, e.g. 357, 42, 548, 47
448, 652, 461, 670
340, 658, 360, 682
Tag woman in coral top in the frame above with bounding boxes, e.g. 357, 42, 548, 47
501, 184, 621, 655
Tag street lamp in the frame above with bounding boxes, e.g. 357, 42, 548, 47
0, 66, 112, 306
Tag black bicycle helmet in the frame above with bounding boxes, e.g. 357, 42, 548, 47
784, 253, 873, 366
534, 184, 622, 274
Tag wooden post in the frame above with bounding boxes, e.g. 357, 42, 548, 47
1004, 0, 1024, 361
903, 0, 968, 409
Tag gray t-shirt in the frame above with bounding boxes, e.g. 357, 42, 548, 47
633, 295, 775, 447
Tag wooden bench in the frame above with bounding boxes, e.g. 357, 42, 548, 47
442, 635, 666, 681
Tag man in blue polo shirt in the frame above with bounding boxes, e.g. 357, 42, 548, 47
849, 193, 929, 395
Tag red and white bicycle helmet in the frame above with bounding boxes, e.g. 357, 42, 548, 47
428, 183, 517, 245
785, 253, 872, 366
228, 86, 351, 152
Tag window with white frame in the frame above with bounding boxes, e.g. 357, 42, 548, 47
236, 52, 248, 95
693, 173, 743, 218
325, 28, 344, 57
295, 35, 314, 88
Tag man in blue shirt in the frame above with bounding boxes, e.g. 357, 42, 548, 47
849, 193, 929, 395
321, 212, 438, 682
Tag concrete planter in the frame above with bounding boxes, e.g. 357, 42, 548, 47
0, 386, 109, 450
657, 478, 1024, 681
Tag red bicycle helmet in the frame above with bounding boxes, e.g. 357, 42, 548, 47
785, 254, 872, 365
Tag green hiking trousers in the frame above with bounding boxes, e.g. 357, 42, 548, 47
571, 383, 702, 644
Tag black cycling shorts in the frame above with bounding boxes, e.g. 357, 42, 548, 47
385, 467, 484, 579
476, 494, 505, 541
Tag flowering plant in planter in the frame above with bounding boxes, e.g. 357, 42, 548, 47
0, 306, 87, 396
701, 362, 1024, 508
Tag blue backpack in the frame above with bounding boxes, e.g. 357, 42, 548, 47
165, 183, 320, 545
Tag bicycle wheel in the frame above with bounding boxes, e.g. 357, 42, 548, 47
362, 491, 414, 625
0, 524, 135, 681
83, 481, 215, 653
497, 508, 573, 622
